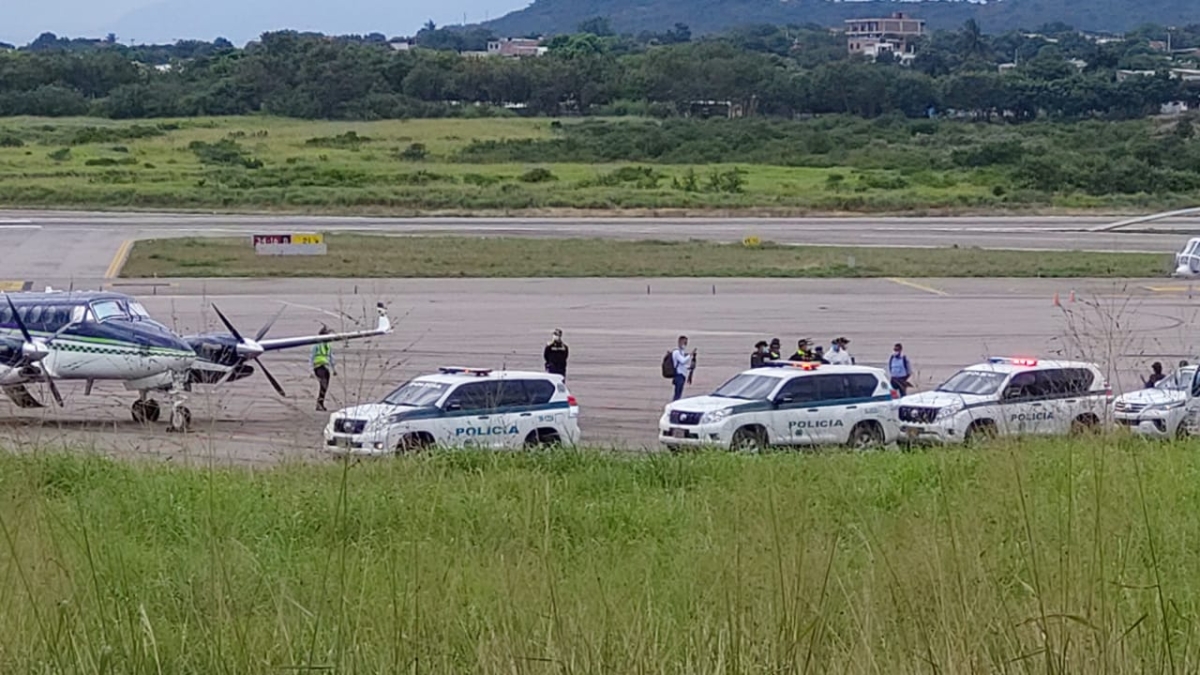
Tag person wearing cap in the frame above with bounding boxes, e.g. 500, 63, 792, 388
311, 326, 335, 412
788, 339, 812, 362
827, 337, 854, 365
1145, 361, 1165, 389
812, 345, 829, 364
750, 340, 770, 368
768, 338, 782, 361
544, 329, 569, 379
888, 343, 913, 396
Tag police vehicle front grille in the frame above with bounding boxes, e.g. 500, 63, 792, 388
335, 419, 367, 434
670, 411, 703, 426
1114, 402, 1147, 414
898, 406, 939, 424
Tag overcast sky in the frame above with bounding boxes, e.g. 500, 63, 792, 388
1, 0, 530, 46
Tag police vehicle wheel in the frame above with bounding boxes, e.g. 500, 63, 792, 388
964, 420, 997, 445
1176, 422, 1190, 440
397, 433, 433, 453
849, 422, 884, 450
731, 427, 767, 453
524, 429, 561, 448
1070, 414, 1099, 436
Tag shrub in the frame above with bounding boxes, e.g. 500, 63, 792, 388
305, 131, 371, 149
519, 167, 556, 183
48, 148, 71, 162
188, 139, 263, 169
0, 135, 24, 148
397, 142, 428, 161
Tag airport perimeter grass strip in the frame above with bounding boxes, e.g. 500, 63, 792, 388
1, 438, 1197, 671
122, 234, 1170, 279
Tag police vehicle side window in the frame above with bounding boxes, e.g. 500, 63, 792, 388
844, 374, 881, 398
814, 374, 848, 401
524, 379, 556, 405
776, 377, 820, 404
1003, 372, 1039, 401
446, 381, 501, 412
494, 380, 532, 409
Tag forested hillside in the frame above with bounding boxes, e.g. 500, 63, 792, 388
485, 0, 1200, 36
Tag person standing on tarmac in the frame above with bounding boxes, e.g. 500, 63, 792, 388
750, 340, 769, 368
827, 337, 854, 365
789, 339, 812, 362
544, 328, 569, 379
1145, 362, 1165, 388
888, 343, 914, 396
312, 327, 335, 412
812, 345, 829, 364
768, 338, 782, 361
671, 336, 696, 401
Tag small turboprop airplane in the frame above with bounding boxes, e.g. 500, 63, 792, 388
1174, 238, 1200, 278
0, 290, 391, 431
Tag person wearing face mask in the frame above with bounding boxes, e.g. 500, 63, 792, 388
750, 340, 770, 368
827, 337, 854, 365
544, 328, 569, 379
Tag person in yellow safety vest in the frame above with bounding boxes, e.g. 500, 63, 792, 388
312, 327, 335, 411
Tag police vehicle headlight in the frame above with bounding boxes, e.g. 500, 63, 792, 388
701, 409, 731, 425
937, 401, 965, 420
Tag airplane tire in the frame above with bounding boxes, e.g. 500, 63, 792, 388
132, 400, 163, 424
167, 406, 192, 433
145, 400, 161, 423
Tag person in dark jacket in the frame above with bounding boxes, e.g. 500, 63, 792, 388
768, 338, 782, 361
544, 328, 569, 378
789, 339, 813, 362
1145, 361, 1165, 388
750, 340, 770, 368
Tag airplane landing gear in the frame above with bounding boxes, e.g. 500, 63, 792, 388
131, 399, 161, 424
167, 406, 191, 433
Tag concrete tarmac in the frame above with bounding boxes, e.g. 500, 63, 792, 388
2, 276, 1197, 465
0, 210, 1198, 283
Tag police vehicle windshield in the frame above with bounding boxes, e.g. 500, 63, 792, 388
382, 380, 450, 407
712, 374, 780, 401
1158, 366, 1197, 391
937, 369, 1008, 396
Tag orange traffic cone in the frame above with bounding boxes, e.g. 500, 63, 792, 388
1053, 292, 1060, 306
1069, 290, 1076, 303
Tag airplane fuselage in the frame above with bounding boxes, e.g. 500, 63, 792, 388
0, 292, 195, 384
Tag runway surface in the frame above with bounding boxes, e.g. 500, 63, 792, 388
2, 276, 1197, 465
0, 209, 1198, 284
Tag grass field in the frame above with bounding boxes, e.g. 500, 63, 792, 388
3, 438, 1200, 672
122, 234, 1171, 279
0, 115, 1185, 215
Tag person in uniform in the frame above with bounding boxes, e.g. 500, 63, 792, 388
750, 340, 769, 368
789, 339, 812, 362
311, 327, 335, 412
768, 338, 782, 361
544, 328, 569, 379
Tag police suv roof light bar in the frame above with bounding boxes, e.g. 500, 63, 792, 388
762, 360, 820, 370
987, 357, 1038, 366
438, 366, 494, 376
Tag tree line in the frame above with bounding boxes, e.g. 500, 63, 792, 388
0, 21, 1198, 121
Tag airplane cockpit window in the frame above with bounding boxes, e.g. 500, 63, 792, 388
91, 300, 127, 322
129, 302, 152, 320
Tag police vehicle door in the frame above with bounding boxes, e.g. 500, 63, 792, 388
494, 378, 545, 448
1040, 368, 1088, 434
771, 375, 839, 446
442, 380, 513, 448
998, 371, 1053, 435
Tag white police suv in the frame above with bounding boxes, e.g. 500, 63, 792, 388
1113, 364, 1197, 439
659, 361, 901, 451
324, 367, 580, 454
897, 357, 1111, 444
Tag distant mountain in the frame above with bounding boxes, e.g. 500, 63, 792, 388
484, 0, 1200, 37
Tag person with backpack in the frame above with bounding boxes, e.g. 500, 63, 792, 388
663, 335, 696, 401
889, 342, 914, 396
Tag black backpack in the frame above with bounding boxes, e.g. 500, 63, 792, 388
661, 351, 675, 379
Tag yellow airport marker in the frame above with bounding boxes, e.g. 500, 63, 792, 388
104, 239, 135, 280
0, 281, 30, 292
886, 278, 948, 296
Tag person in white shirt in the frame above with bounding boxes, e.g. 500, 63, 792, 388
671, 335, 696, 401
827, 337, 854, 365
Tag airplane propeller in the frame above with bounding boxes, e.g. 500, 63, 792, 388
4, 294, 63, 406
211, 304, 287, 397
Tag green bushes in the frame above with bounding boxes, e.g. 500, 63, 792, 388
188, 139, 264, 169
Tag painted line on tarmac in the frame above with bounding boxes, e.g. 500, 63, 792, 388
104, 239, 135, 280
1142, 285, 1199, 293
0, 281, 33, 292
885, 278, 948, 296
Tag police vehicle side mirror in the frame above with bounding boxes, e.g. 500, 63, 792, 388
776, 395, 794, 406
1003, 387, 1020, 400
444, 401, 462, 412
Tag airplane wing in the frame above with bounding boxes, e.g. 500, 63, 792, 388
256, 303, 392, 352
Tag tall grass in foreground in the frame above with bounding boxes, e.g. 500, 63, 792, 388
1, 438, 1199, 672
